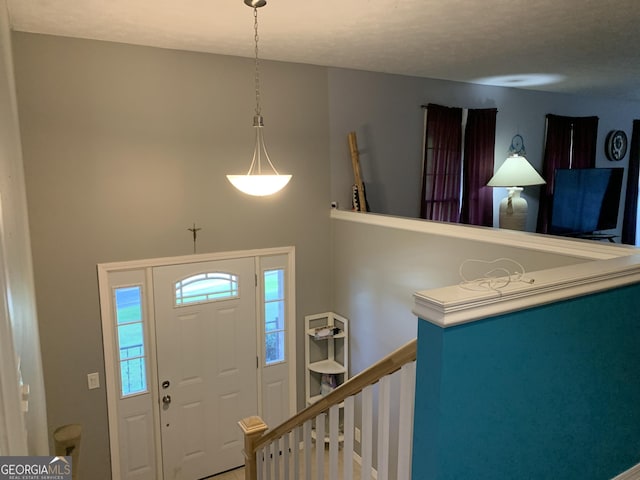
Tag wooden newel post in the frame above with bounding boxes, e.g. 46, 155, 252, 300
238, 416, 268, 480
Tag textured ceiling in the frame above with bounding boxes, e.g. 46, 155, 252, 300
7, 0, 640, 100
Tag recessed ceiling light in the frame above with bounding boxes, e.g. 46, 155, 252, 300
472, 74, 566, 88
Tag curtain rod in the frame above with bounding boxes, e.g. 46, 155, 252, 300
421, 104, 499, 113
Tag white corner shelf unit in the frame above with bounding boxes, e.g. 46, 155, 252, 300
305, 312, 349, 443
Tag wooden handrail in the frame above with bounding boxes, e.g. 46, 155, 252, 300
251, 338, 416, 452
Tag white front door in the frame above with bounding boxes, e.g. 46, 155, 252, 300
153, 258, 257, 480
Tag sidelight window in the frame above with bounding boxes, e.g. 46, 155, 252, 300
115, 285, 148, 397
264, 269, 286, 365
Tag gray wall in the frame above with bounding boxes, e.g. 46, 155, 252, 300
0, 0, 48, 455
328, 68, 640, 234
10, 23, 640, 480
331, 217, 586, 373
13, 32, 332, 479
330, 215, 588, 471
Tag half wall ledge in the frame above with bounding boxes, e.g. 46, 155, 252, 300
413, 253, 640, 327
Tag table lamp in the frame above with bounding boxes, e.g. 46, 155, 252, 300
487, 154, 546, 230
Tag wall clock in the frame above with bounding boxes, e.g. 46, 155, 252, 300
605, 130, 627, 161
508, 134, 526, 156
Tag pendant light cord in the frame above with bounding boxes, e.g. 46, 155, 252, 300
253, 7, 261, 117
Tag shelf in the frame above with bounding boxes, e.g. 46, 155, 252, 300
308, 359, 346, 374
306, 312, 349, 424
307, 329, 346, 339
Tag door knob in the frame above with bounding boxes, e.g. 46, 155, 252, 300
162, 395, 172, 405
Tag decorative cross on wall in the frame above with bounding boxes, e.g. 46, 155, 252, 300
187, 223, 202, 254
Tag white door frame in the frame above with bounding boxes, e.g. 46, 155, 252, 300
97, 246, 296, 480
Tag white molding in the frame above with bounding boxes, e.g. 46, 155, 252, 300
611, 462, 640, 480
0, 208, 27, 455
352, 451, 378, 480
330, 210, 640, 329
331, 210, 635, 261
97, 246, 296, 480
96, 266, 120, 478
0, 291, 27, 456
287, 250, 297, 416
413, 254, 640, 327
97, 246, 295, 272
144, 268, 163, 480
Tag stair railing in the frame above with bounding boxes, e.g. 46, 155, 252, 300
239, 338, 417, 480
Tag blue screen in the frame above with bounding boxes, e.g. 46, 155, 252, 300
550, 168, 623, 235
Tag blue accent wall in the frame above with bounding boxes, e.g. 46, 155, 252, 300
412, 284, 640, 480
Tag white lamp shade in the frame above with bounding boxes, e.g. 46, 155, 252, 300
226, 174, 292, 196
487, 155, 545, 187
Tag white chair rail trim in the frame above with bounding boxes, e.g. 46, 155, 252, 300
331, 210, 636, 261
413, 254, 640, 327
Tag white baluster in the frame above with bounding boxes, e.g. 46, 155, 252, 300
343, 395, 354, 480
377, 375, 391, 480
257, 445, 265, 480
362, 385, 374, 479
273, 437, 280, 480
243, 340, 415, 480
265, 442, 272, 480
329, 404, 340, 480
397, 361, 416, 480
294, 426, 301, 479
303, 419, 312, 480
283, 432, 290, 480
315, 413, 326, 480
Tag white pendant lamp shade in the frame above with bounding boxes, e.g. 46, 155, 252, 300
227, 1, 291, 196
226, 114, 291, 196
227, 175, 292, 196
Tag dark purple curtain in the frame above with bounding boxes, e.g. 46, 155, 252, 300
420, 104, 463, 222
460, 108, 497, 227
622, 120, 640, 245
571, 116, 599, 168
536, 114, 598, 233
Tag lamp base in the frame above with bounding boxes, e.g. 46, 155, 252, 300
498, 187, 528, 231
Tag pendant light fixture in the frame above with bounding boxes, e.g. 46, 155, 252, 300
227, 0, 292, 196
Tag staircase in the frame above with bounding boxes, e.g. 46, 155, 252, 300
239, 339, 417, 480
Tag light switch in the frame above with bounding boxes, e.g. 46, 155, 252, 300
87, 372, 100, 390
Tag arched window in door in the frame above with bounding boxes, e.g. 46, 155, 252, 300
174, 272, 239, 306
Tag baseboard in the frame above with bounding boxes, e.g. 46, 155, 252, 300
612, 462, 640, 480
352, 451, 378, 480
